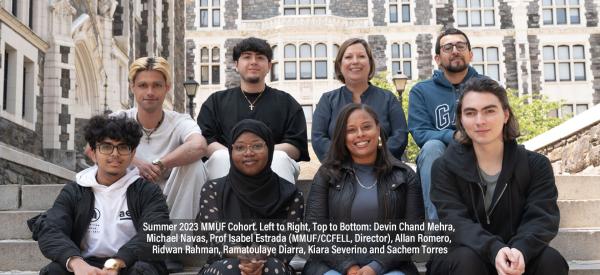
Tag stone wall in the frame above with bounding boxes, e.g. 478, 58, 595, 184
224, 38, 243, 88
74, 118, 92, 172
0, 118, 43, 157
519, 43, 530, 95
590, 34, 600, 104
372, 0, 386, 26
368, 35, 387, 73
0, 159, 71, 185
527, 35, 541, 96
186, 0, 196, 30
224, 0, 239, 30
241, 0, 278, 20
186, 39, 196, 80
527, 0, 540, 28
330, 0, 368, 18
113, 0, 124, 35
416, 33, 434, 80
161, 0, 170, 58
502, 36, 518, 90
538, 121, 600, 174
498, 0, 514, 29
585, 0, 598, 27
414, 0, 432, 25
435, 1, 454, 29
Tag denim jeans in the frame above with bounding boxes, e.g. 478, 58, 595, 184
416, 139, 447, 221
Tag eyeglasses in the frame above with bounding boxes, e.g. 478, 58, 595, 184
96, 143, 132, 155
232, 143, 266, 153
440, 42, 469, 53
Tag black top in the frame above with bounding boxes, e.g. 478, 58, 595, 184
431, 140, 560, 264
198, 86, 310, 161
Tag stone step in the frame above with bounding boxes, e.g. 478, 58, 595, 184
551, 228, 600, 261
20, 184, 63, 210
0, 211, 42, 240
559, 200, 600, 228
0, 240, 47, 271
556, 176, 600, 200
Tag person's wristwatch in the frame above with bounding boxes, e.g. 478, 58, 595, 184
104, 258, 124, 271
152, 159, 166, 172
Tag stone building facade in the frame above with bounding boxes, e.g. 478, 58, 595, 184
186, 0, 600, 135
0, 0, 179, 184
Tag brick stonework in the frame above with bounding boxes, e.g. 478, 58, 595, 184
539, 122, 600, 174
498, 0, 514, 29
416, 33, 434, 80
0, 159, 71, 186
585, 0, 598, 27
503, 36, 518, 90
368, 35, 388, 72
139, 0, 149, 57
527, 0, 540, 28
186, 0, 196, 30
0, 118, 43, 157
161, 0, 170, 58
225, 38, 243, 88
415, 0, 432, 25
224, 0, 239, 30
186, 39, 196, 79
590, 34, 600, 104
372, 0, 386, 26
435, 1, 454, 28
528, 35, 541, 96
242, 0, 279, 20
519, 43, 530, 95
113, 0, 124, 35
330, 0, 368, 18
75, 118, 92, 172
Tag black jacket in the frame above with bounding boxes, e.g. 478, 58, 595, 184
431, 140, 560, 265
29, 178, 171, 269
304, 157, 424, 275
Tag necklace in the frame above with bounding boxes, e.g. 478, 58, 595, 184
241, 89, 265, 111
136, 111, 165, 143
352, 168, 377, 190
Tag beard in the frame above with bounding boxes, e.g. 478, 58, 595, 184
240, 74, 262, 84
441, 57, 468, 73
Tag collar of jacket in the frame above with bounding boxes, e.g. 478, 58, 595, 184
337, 156, 409, 187
444, 139, 520, 185
432, 66, 480, 89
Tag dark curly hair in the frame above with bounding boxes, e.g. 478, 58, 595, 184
84, 115, 143, 151
233, 37, 273, 62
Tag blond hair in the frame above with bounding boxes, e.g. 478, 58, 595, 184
128, 57, 172, 86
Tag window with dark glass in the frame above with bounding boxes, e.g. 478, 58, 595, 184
543, 44, 586, 82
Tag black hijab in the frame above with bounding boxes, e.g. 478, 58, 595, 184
222, 119, 297, 219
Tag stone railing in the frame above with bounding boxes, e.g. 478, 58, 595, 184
524, 104, 600, 175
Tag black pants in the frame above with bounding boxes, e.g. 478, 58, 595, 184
427, 246, 568, 275
40, 257, 167, 275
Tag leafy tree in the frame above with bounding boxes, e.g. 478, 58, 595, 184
371, 72, 565, 163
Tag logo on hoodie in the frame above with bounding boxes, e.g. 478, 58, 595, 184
435, 104, 455, 130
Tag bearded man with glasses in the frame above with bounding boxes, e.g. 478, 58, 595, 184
407, 28, 486, 221
30, 115, 171, 275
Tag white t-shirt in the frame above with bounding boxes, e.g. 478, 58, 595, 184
116, 108, 202, 186
76, 166, 140, 258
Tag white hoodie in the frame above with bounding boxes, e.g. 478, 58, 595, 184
76, 166, 140, 258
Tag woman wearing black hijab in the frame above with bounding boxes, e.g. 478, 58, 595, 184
198, 119, 303, 275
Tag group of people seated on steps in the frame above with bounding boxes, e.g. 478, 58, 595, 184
28, 28, 568, 275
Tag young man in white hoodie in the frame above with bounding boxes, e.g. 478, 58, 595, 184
31, 115, 171, 275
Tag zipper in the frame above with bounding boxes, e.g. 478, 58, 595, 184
476, 181, 508, 225
487, 183, 508, 219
